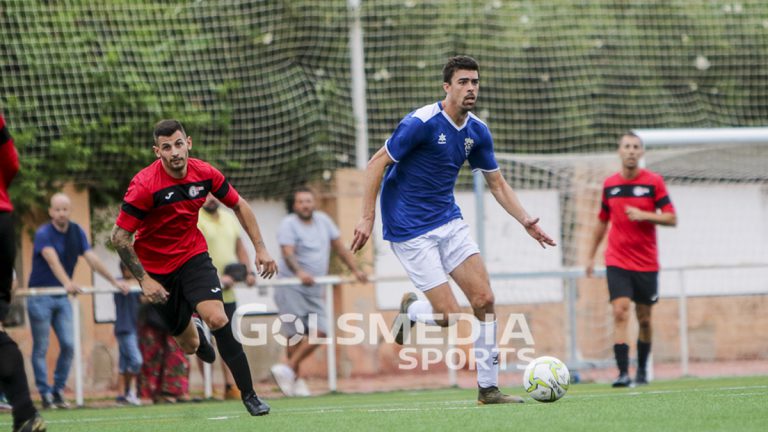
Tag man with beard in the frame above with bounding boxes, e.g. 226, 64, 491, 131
111, 119, 275, 415
270, 186, 367, 397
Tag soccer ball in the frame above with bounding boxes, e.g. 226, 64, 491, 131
522, 356, 570, 402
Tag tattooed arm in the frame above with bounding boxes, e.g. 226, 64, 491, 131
110, 225, 168, 303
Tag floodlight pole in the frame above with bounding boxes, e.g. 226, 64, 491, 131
349, 0, 369, 169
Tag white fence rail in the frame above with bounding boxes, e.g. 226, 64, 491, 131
13, 263, 768, 406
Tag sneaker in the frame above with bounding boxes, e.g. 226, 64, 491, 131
0, 394, 11, 411
392, 292, 417, 345
477, 386, 524, 404
242, 391, 270, 416
612, 373, 632, 388
13, 412, 46, 432
40, 394, 56, 410
635, 370, 648, 386
115, 395, 128, 406
293, 378, 311, 397
193, 317, 216, 363
51, 391, 70, 409
125, 393, 142, 406
270, 364, 296, 397
224, 385, 241, 401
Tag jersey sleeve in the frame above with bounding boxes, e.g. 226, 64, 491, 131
654, 176, 675, 213
319, 212, 341, 240
0, 114, 19, 187
384, 115, 427, 163
115, 176, 153, 233
277, 218, 297, 247
32, 226, 52, 255
598, 181, 610, 222
467, 126, 499, 172
76, 225, 92, 254
209, 164, 240, 208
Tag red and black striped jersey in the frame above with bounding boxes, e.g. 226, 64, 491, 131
116, 158, 240, 274
598, 169, 675, 272
0, 114, 19, 212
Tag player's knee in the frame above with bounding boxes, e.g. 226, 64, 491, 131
204, 313, 229, 331
470, 292, 495, 312
638, 318, 652, 330
178, 338, 199, 355
433, 304, 461, 326
613, 308, 630, 322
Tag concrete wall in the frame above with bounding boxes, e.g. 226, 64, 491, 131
8, 171, 768, 397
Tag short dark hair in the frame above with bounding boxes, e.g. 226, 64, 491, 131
442, 55, 479, 84
285, 185, 315, 213
153, 119, 186, 141
620, 131, 643, 146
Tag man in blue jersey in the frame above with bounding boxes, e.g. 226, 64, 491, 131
350, 56, 556, 404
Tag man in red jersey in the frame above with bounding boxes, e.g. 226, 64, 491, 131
585, 132, 677, 388
0, 112, 47, 431
111, 119, 276, 416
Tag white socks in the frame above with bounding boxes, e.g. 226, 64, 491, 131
474, 320, 498, 388
406, 300, 437, 325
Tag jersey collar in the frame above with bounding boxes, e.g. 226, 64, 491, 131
437, 101, 469, 131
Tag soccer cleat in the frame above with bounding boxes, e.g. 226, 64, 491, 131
477, 386, 524, 404
612, 373, 632, 388
293, 378, 311, 397
51, 391, 70, 409
635, 370, 648, 385
242, 391, 270, 416
125, 392, 142, 406
270, 363, 296, 397
13, 412, 46, 432
193, 317, 216, 363
40, 394, 56, 410
392, 292, 417, 345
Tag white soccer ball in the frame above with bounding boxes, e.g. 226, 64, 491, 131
522, 356, 570, 402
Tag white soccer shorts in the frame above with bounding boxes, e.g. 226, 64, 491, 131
390, 218, 480, 292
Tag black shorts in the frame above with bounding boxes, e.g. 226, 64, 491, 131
148, 252, 223, 336
606, 266, 659, 305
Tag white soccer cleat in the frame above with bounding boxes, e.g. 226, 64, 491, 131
293, 378, 311, 397
270, 364, 296, 397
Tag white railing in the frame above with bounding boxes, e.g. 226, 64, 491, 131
13, 262, 768, 406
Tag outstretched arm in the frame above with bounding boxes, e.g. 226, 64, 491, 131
483, 170, 556, 248
331, 238, 367, 282
83, 250, 130, 293
625, 206, 677, 226
585, 219, 608, 278
40, 247, 81, 294
235, 238, 257, 286
350, 146, 394, 252
232, 197, 277, 279
110, 225, 168, 302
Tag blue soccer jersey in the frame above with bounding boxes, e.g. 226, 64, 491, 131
381, 101, 499, 242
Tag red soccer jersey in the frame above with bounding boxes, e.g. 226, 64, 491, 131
0, 114, 20, 212
598, 169, 675, 272
115, 158, 240, 274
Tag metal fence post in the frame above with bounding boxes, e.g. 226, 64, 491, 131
71, 295, 84, 407
326, 283, 337, 392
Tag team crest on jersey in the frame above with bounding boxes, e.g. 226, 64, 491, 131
189, 185, 205, 197
438, 133, 447, 145
464, 137, 475, 157
633, 186, 651, 197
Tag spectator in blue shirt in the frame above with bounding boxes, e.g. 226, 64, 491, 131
27, 192, 127, 409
